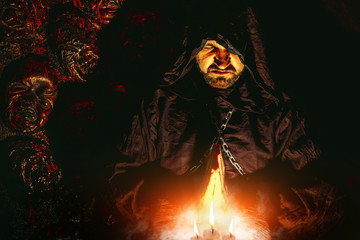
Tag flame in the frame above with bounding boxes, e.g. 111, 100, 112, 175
194, 220, 199, 236
229, 219, 233, 235
153, 145, 272, 240
192, 148, 231, 233
209, 201, 214, 227
200, 149, 228, 214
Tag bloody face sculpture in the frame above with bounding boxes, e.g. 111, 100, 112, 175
0, 0, 53, 37
58, 38, 98, 82
47, 4, 99, 82
6, 75, 55, 133
1, 56, 59, 133
90, 0, 124, 25
9, 140, 61, 193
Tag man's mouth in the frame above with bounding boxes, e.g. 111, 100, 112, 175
208, 64, 236, 75
210, 70, 233, 75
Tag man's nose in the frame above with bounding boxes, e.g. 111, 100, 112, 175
214, 49, 230, 67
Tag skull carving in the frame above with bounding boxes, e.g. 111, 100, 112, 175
47, 4, 99, 82
2, 55, 58, 133
90, 0, 124, 25
7, 76, 55, 132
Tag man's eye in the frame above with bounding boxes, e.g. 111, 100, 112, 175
204, 45, 214, 49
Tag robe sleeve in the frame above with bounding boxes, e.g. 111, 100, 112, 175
274, 104, 344, 238
108, 93, 160, 223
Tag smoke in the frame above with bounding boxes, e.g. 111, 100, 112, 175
155, 207, 196, 240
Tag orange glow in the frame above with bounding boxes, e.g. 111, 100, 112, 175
192, 148, 232, 234
154, 147, 271, 240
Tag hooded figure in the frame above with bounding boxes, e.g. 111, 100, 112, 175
108, 3, 343, 239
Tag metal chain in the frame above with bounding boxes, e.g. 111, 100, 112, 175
219, 136, 246, 175
220, 108, 234, 131
210, 108, 234, 149
210, 108, 246, 175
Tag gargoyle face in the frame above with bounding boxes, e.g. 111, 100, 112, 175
6, 76, 55, 132
48, 6, 99, 82
60, 39, 98, 82
0, 0, 51, 36
0, 0, 32, 36
91, 0, 124, 25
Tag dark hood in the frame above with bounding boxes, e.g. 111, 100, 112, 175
161, 7, 282, 113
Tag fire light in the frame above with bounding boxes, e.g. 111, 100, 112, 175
222, 219, 236, 240
194, 220, 199, 236
229, 219, 233, 236
209, 201, 215, 230
191, 220, 203, 240
154, 149, 272, 240
160, 147, 270, 240
203, 199, 221, 239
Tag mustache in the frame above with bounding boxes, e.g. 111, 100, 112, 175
207, 64, 236, 73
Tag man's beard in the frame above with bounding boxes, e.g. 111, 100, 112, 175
201, 64, 243, 89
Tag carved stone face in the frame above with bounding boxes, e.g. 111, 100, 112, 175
48, 6, 99, 82
91, 0, 124, 25
0, 0, 33, 36
0, 0, 51, 36
59, 39, 98, 82
6, 76, 55, 132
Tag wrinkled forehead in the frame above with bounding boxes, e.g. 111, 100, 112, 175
196, 34, 244, 61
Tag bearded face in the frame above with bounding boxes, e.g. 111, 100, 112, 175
6, 76, 56, 133
196, 40, 244, 89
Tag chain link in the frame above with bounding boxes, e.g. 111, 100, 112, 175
219, 136, 246, 175
220, 108, 234, 131
210, 108, 246, 175
190, 107, 246, 175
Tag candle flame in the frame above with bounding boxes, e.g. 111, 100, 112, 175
229, 219, 233, 234
193, 148, 233, 235
194, 220, 199, 236
209, 200, 214, 227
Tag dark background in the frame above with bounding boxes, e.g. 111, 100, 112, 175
256, 0, 360, 189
